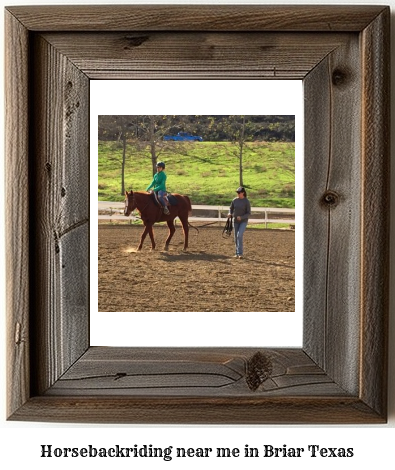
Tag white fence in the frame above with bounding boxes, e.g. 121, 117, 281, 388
98, 201, 295, 228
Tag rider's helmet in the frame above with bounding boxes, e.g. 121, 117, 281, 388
156, 161, 166, 169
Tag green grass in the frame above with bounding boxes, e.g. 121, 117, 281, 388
98, 141, 295, 208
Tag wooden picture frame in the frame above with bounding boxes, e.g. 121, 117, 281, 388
5, 5, 389, 424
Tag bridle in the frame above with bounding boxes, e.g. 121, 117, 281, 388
124, 191, 150, 217
124, 192, 136, 216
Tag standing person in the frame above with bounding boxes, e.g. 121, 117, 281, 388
228, 186, 251, 259
146, 161, 170, 215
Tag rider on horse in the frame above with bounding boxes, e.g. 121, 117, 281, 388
146, 161, 170, 215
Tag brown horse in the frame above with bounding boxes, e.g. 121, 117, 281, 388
124, 190, 192, 251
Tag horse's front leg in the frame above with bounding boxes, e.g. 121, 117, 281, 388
138, 224, 155, 251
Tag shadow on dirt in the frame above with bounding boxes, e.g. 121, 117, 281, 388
159, 251, 230, 262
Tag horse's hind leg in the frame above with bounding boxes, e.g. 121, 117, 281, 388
147, 224, 156, 250
179, 216, 189, 251
164, 219, 176, 251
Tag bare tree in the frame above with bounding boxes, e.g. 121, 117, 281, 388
237, 115, 246, 187
135, 115, 175, 176
223, 115, 248, 187
98, 115, 141, 195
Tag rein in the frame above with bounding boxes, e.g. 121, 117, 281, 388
133, 193, 150, 214
188, 221, 200, 234
222, 216, 233, 238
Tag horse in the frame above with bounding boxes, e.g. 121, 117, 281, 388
124, 190, 192, 251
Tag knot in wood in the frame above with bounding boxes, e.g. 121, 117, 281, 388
114, 372, 127, 381
15, 322, 22, 345
321, 190, 340, 207
246, 351, 273, 391
123, 35, 149, 49
332, 68, 348, 87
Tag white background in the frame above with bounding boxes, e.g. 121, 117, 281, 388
1, 1, 394, 469
90, 79, 304, 347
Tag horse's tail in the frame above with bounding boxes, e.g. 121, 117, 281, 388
184, 195, 192, 215
182, 195, 199, 233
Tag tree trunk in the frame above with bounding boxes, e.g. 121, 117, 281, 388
150, 141, 157, 176
149, 117, 157, 176
121, 134, 126, 195
239, 116, 245, 186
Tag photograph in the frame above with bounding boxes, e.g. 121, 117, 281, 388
97, 114, 296, 312
2, 5, 392, 464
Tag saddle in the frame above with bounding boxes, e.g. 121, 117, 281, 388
151, 191, 178, 208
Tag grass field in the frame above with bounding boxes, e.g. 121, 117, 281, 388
98, 140, 295, 208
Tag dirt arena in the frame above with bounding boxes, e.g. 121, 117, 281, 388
98, 223, 295, 312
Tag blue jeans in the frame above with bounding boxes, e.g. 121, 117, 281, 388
234, 220, 247, 256
158, 190, 167, 207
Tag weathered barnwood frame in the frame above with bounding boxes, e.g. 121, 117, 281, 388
5, 5, 389, 423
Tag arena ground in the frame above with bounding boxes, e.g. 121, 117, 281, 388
98, 223, 295, 312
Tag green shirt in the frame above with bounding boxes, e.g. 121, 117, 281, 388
146, 171, 167, 192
